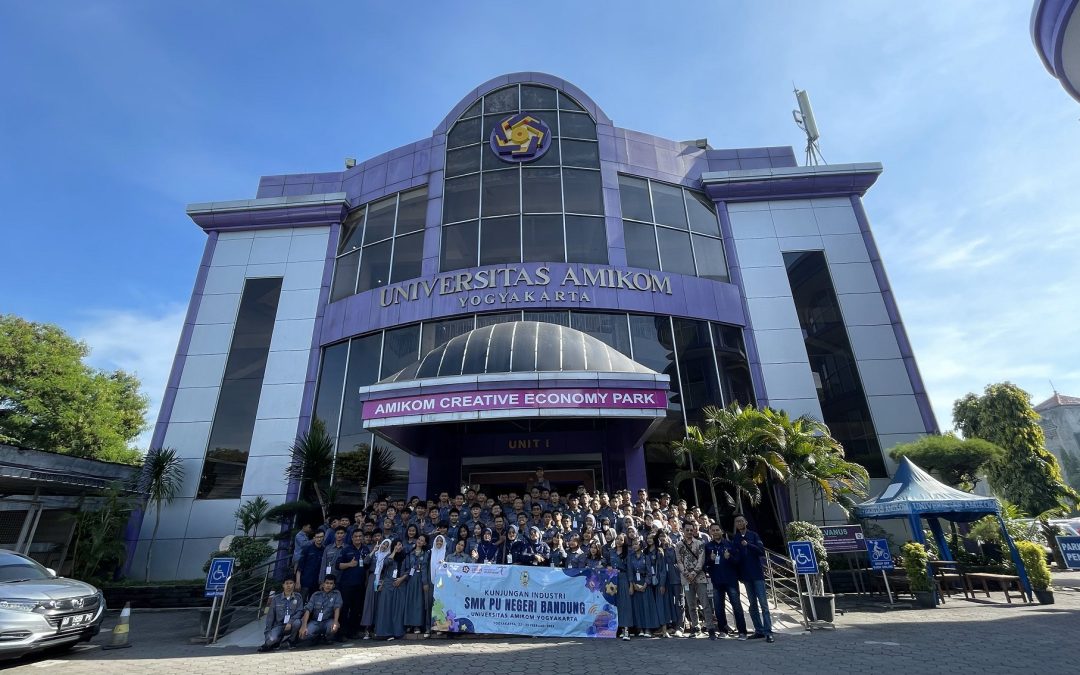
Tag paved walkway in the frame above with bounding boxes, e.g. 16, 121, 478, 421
6, 580, 1080, 674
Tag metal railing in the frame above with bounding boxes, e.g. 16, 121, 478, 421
207, 557, 278, 644
764, 549, 802, 611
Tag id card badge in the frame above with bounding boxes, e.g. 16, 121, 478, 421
316, 611, 324, 622
409, 567, 415, 576
359, 557, 364, 567
283, 612, 290, 624
392, 568, 398, 579
714, 553, 720, 564
325, 565, 332, 576
636, 572, 642, 582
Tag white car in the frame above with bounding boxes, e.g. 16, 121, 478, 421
0, 550, 105, 660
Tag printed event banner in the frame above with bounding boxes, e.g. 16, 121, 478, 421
431, 562, 619, 638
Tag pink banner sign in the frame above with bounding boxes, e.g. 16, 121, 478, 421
363, 388, 666, 420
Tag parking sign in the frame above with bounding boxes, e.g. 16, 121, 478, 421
1058, 536, 1080, 570
205, 557, 235, 598
788, 541, 819, 575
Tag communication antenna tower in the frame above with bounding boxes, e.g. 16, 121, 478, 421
792, 86, 826, 166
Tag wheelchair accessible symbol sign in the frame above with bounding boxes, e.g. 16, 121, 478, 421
788, 541, 819, 575
205, 557, 234, 598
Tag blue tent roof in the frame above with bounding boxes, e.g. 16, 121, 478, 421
853, 457, 1000, 522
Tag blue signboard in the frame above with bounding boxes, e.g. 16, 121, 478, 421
788, 541, 819, 575
865, 538, 894, 571
204, 557, 234, 598
1057, 536, 1080, 570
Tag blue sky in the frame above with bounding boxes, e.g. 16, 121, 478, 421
2, 1, 1079, 446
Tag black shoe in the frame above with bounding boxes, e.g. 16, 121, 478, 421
725, 627, 738, 636
748, 633, 766, 640
257, 645, 269, 653
766, 635, 775, 643
687, 629, 699, 637
708, 631, 717, 640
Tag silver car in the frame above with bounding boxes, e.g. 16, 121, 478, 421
0, 550, 105, 659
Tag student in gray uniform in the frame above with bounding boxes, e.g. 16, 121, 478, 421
321, 527, 348, 585
565, 534, 587, 569
258, 578, 304, 652
298, 575, 343, 647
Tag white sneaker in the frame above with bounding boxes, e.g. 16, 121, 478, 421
621, 633, 631, 641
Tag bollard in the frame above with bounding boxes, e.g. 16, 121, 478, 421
102, 602, 133, 649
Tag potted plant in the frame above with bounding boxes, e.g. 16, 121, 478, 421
901, 542, 935, 608
786, 521, 835, 622
1016, 540, 1053, 604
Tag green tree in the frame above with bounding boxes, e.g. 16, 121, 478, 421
0, 315, 147, 463
234, 496, 271, 537
889, 434, 1004, 492
70, 483, 137, 581
284, 418, 334, 521
334, 442, 398, 505
954, 382, 1080, 560
138, 447, 185, 581
760, 408, 870, 521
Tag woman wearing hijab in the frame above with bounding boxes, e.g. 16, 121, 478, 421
403, 534, 428, 635
628, 536, 661, 637
427, 534, 447, 637
360, 538, 390, 639
608, 533, 633, 641
477, 528, 499, 564
374, 540, 407, 640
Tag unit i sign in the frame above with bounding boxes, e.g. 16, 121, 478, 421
821, 525, 865, 553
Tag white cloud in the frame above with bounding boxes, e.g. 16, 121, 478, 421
76, 305, 187, 449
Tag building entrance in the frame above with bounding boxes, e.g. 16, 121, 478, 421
462, 454, 602, 495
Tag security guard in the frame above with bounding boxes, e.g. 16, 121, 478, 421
258, 578, 304, 652
299, 574, 343, 646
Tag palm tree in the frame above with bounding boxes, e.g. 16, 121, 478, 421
760, 408, 870, 521
139, 447, 185, 582
672, 404, 789, 516
284, 418, 335, 522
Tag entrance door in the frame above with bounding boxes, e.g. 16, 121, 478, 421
462, 454, 602, 495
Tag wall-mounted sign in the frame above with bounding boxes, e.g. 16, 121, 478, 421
363, 387, 666, 420
489, 112, 552, 163
379, 264, 673, 309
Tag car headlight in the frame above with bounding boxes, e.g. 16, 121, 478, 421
0, 599, 39, 612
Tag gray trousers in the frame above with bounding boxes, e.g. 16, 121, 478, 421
683, 580, 715, 631
263, 622, 299, 649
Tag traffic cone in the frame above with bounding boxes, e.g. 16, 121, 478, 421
102, 602, 133, 649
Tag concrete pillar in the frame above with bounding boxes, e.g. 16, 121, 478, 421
406, 455, 429, 500
624, 445, 647, 493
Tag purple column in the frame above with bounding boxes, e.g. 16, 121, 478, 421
624, 445, 647, 493
407, 455, 430, 500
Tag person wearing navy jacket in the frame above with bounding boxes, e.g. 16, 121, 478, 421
732, 515, 773, 642
295, 530, 326, 602
704, 524, 747, 639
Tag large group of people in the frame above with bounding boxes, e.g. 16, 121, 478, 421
260, 467, 775, 651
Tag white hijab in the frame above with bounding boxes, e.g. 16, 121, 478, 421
373, 538, 393, 582
430, 535, 447, 583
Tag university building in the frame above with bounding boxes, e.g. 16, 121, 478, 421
137, 74, 936, 579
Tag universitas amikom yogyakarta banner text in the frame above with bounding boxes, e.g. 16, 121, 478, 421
431, 563, 619, 638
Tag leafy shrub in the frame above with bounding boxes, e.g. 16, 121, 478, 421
901, 541, 931, 592
1015, 540, 1051, 590
202, 536, 274, 574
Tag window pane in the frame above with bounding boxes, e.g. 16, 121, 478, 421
396, 188, 427, 234
339, 333, 383, 438
713, 323, 755, 408
651, 182, 687, 230
571, 312, 632, 357
561, 139, 599, 168
560, 112, 596, 139
380, 324, 421, 379
338, 207, 365, 254
357, 240, 392, 292
521, 85, 557, 110
481, 169, 520, 217
618, 175, 652, 221
390, 232, 423, 283
624, 220, 659, 270
522, 167, 562, 213
559, 92, 585, 112
522, 214, 564, 263
562, 169, 603, 215
448, 117, 481, 149
564, 215, 608, 264
673, 318, 723, 423
686, 190, 720, 236
364, 195, 397, 244
313, 342, 348, 432
330, 250, 360, 302
443, 174, 480, 223
477, 312, 521, 328
461, 99, 482, 118
441, 220, 478, 271
528, 136, 560, 166
484, 86, 519, 114
446, 145, 481, 178
421, 316, 475, 354
524, 310, 570, 326
480, 216, 521, 265
657, 227, 695, 275
628, 314, 680, 410
692, 235, 728, 282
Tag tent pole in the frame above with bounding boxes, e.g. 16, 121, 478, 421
997, 513, 1033, 602
928, 518, 953, 561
